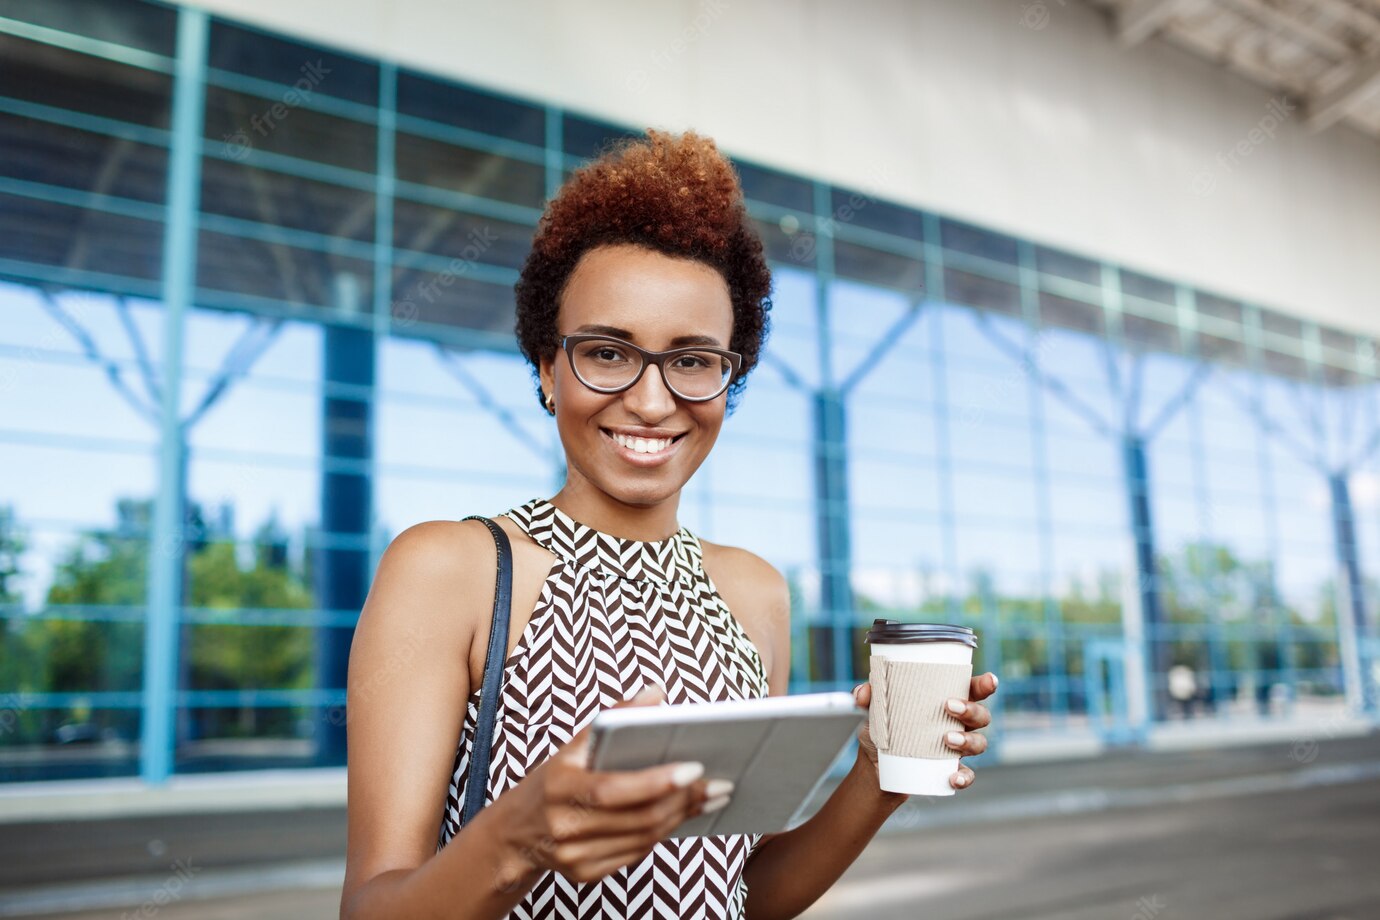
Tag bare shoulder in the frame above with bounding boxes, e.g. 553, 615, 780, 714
697, 537, 788, 600
385, 517, 497, 556
363, 519, 498, 642
373, 519, 496, 589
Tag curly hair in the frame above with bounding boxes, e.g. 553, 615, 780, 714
514, 128, 773, 415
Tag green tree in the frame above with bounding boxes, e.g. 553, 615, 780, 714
185, 514, 313, 737
44, 498, 149, 694
0, 505, 41, 724
0, 504, 24, 604
17, 499, 316, 745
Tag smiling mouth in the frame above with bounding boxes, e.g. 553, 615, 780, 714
601, 428, 687, 455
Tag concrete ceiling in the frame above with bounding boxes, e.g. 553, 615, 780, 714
1084, 0, 1380, 138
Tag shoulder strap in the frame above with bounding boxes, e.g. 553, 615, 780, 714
458, 515, 513, 827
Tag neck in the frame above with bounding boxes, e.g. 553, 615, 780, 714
548, 483, 681, 542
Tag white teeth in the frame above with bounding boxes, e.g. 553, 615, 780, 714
611, 431, 672, 453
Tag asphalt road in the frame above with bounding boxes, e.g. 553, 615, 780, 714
804, 770, 1380, 920
5, 733, 1379, 919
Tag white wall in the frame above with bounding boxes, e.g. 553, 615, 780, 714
182, 0, 1380, 340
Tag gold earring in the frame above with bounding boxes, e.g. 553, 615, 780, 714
545, 392, 555, 414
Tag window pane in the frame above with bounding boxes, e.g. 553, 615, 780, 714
0, 34, 172, 127
397, 69, 545, 147
2, 113, 168, 204
201, 158, 374, 241
395, 133, 545, 209
1, 194, 163, 285
209, 20, 379, 106
203, 86, 376, 173
0, 0, 176, 54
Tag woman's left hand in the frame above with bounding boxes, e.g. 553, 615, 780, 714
852, 671, 998, 791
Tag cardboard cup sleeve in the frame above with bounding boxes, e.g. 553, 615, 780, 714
869, 655, 974, 758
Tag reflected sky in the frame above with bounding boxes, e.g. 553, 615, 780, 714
2, 279, 1377, 630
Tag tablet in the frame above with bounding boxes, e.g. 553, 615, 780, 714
588, 691, 865, 838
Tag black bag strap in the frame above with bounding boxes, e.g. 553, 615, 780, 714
458, 515, 513, 827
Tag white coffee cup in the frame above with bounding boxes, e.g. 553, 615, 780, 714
865, 619, 977, 797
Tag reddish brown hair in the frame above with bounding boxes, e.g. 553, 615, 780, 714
514, 128, 773, 414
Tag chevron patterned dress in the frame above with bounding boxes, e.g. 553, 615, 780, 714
437, 495, 772, 918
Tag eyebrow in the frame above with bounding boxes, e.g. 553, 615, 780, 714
572, 324, 724, 348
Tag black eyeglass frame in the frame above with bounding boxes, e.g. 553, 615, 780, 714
559, 333, 744, 402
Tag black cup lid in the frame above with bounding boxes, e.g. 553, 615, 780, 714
864, 618, 977, 648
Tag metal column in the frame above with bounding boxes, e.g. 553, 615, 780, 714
1123, 435, 1171, 722
315, 276, 375, 765
1330, 472, 1375, 712
812, 389, 854, 685
140, 6, 207, 785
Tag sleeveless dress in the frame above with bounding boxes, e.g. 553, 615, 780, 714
437, 496, 772, 919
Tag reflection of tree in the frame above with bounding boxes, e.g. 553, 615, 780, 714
3, 499, 312, 746
43, 500, 153, 700
184, 514, 313, 739
1221, 371, 1380, 707
974, 310, 1214, 721
1058, 570, 1124, 626
0, 505, 25, 604
1159, 543, 1279, 707
33, 290, 290, 751
845, 539, 1343, 717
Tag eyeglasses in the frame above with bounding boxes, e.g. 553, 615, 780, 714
559, 333, 743, 402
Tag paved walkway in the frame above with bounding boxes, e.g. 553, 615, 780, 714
2, 730, 1377, 918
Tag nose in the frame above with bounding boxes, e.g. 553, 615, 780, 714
623, 359, 679, 419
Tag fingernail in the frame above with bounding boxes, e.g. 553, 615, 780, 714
946, 731, 964, 747
671, 761, 705, 787
852, 684, 864, 698
635, 684, 662, 702
702, 793, 731, 813
991, 674, 999, 689
954, 773, 968, 787
946, 698, 966, 715
705, 778, 735, 798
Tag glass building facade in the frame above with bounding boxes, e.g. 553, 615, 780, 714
2, 0, 1377, 784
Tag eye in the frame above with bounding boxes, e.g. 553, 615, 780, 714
586, 345, 632, 363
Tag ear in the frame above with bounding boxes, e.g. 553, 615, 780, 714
538, 352, 555, 401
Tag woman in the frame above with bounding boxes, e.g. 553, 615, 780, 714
340, 129, 997, 919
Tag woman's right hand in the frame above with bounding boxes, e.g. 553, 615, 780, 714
493, 683, 730, 890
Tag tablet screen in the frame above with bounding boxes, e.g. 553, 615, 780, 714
589, 692, 864, 837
